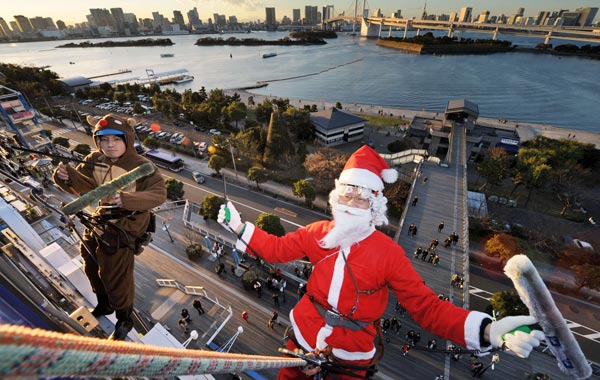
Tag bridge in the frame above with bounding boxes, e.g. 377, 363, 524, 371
325, 15, 600, 44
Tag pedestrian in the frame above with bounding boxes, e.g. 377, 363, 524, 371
230, 264, 236, 275
180, 308, 192, 324
438, 221, 444, 232
427, 339, 437, 350
268, 311, 281, 329
297, 282, 306, 301
192, 299, 205, 315
402, 344, 411, 356
241, 310, 249, 322
421, 248, 429, 261
218, 145, 542, 380
382, 318, 390, 334
422, 176, 428, 184
451, 231, 459, 246
428, 239, 439, 251
272, 291, 280, 307
407, 223, 414, 236
254, 281, 262, 298
279, 279, 287, 303
471, 361, 484, 377
411, 225, 418, 237
53, 113, 166, 341
413, 246, 423, 259
412, 196, 419, 206
178, 317, 188, 333
432, 254, 440, 267
444, 236, 452, 248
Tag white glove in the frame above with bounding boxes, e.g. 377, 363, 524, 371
218, 201, 243, 235
489, 315, 545, 358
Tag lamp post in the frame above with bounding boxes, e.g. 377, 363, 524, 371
226, 139, 238, 180
162, 220, 174, 243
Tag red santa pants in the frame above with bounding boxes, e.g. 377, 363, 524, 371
277, 338, 371, 380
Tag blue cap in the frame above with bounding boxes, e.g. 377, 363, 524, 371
94, 128, 125, 136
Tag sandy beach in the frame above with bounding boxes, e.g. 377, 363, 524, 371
225, 89, 600, 148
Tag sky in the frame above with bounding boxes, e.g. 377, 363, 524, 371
0, 0, 598, 25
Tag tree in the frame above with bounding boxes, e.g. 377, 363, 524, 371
41, 129, 53, 139
165, 177, 185, 200
488, 291, 529, 317
293, 179, 316, 207
476, 147, 510, 190
256, 213, 285, 237
72, 144, 91, 156
133, 101, 144, 115
255, 99, 273, 123
201, 194, 225, 221
550, 160, 591, 215
186, 243, 204, 260
226, 101, 247, 129
510, 148, 551, 206
52, 137, 70, 148
304, 148, 349, 192
571, 264, 600, 291
484, 233, 522, 265
335, 101, 342, 109
143, 137, 160, 150
247, 166, 268, 189
208, 154, 226, 175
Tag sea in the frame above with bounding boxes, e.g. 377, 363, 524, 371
1, 31, 599, 133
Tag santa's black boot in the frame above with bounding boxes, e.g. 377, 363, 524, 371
91, 294, 114, 318
108, 307, 133, 341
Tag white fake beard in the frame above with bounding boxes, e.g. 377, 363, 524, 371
319, 204, 375, 249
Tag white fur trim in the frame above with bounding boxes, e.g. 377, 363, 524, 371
381, 168, 398, 183
327, 248, 348, 309
338, 167, 384, 191
464, 311, 492, 350
332, 346, 377, 361
316, 324, 334, 351
235, 222, 254, 252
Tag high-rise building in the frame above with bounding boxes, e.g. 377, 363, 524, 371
29, 17, 56, 31
0, 18, 9, 38
292, 9, 301, 23
89, 8, 113, 28
322, 5, 334, 22
560, 11, 581, 26
535, 11, 550, 26
576, 7, 598, 27
516, 7, 525, 16
305, 6, 318, 24
110, 8, 126, 35
392, 10, 402, 19
173, 10, 186, 30
458, 7, 472, 23
265, 7, 276, 30
187, 7, 202, 29
478, 10, 490, 23
449, 12, 457, 22
13, 15, 34, 33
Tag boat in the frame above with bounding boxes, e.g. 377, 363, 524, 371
160, 53, 175, 58
262, 52, 277, 59
174, 74, 194, 84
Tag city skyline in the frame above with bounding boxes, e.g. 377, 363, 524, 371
2, 0, 599, 25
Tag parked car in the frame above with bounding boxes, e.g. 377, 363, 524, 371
192, 172, 205, 184
209, 129, 221, 135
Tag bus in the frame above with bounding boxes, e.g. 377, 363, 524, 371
144, 149, 184, 172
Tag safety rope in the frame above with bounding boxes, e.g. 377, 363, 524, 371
0, 324, 305, 378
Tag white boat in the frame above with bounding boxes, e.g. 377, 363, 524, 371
174, 74, 194, 84
160, 53, 175, 58
262, 52, 277, 58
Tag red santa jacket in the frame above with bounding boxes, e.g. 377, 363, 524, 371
237, 220, 488, 361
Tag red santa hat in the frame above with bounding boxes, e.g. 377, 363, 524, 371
338, 145, 398, 191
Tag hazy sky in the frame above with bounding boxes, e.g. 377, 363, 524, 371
1, 1, 597, 25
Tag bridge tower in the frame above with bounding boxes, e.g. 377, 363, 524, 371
492, 26, 500, 40
544, 30, 552, 45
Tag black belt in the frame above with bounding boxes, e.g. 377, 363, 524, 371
311, 300, 370, 332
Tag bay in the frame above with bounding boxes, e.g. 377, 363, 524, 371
1, 31, 599, 132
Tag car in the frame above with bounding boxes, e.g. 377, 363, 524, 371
209, 129, 221, 135
192, 172, 205, 184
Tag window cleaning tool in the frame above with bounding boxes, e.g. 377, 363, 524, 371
504, 254, 592, 379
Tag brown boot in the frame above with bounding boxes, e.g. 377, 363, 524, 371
108, 307, 133, 341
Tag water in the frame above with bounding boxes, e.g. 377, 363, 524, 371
1, 32, 599, 132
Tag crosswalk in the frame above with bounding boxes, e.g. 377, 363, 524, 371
469, 286, 600, 343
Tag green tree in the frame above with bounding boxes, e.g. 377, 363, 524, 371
256, 213, 285, 237
165, 177, 185, 200
247, 166, 268, 189
41, 129, 53, 139
226, 101, 247, 129
488, 291, 529, 317
247, 96, 255, 107
254, 98, 273, 123
201, 194, 225, 221
133, 101, 144, 115
335, 101, 342, 109
186, 243, 204, 260
282, 107, 313, 142
511, 148, 551, 207
571, 263, 600, 291
113, 91, 127, 105
143, 137, 160, 150
293, 179, 316, 207
52, 137, 70, 148
208, 154, 226, 175
72, 144, 91, 156
476, 147, 510, 190
550, 160, 591, 216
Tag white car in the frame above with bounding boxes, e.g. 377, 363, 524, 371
209, 129, 221, 135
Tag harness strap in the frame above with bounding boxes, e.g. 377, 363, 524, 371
310, 298, 370, 331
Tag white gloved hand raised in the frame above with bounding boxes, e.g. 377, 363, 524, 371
218, 201, 243, 235
489, 315, 545, 358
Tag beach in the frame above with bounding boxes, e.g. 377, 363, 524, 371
226, 89, 600, 149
